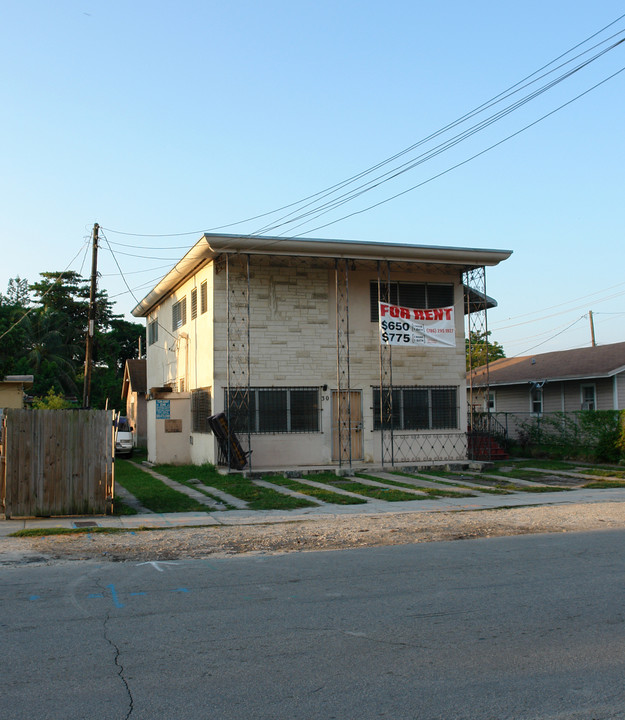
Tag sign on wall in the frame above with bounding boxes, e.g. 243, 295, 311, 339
155, 399, 171, 419
379, 302, 456, 347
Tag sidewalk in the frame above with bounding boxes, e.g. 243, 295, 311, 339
3, 487, 625, 537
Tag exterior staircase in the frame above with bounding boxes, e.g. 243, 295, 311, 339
467, 432, 509, 461
467, 412, 509, 461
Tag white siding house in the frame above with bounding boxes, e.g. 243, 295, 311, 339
132, 234, 511, 470
469, 342, 625, 417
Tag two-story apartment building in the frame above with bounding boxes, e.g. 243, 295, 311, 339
132, 234, 511, 470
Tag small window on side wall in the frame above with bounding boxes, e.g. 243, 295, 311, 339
581, 384, 596, 411
172, 297, 187, 331
200, 280, 208, 314
530, 386, 543, 415
148, 318, 158, 345
192, 388, 212, 432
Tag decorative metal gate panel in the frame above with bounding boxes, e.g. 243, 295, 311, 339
335, 258, 353, 467
464, 265, 492, 460
378, 260, 394, 466
226, 253, 251, 470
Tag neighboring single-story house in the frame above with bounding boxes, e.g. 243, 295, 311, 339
132, 233, 511, 470
121, 359, 147, 448
0, 375, 34, 409
468, 342, 625, 419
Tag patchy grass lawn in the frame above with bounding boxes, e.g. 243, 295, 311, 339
582, 479, 625, 488
306, 472, 424, 502
115, 459, 214, 514
11, 527, 130, 538
264, 475, 367, 505
393, 470, 509, 497
153, 463, 316, 511
112, 497, 138, 516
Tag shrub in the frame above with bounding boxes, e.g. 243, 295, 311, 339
31, 388, 76, 409
514, 410, 621, 462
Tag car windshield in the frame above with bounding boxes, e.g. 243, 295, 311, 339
117, 419, 131, 432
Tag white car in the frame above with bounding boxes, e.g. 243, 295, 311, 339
114, 416, 134, 458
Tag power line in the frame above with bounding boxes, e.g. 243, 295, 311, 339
493, 288, 625, 331
99, 15, 625, 241
279, 62, 625, 239
250, 38, 625, 237
100, 231, 179, 343
0, 240, 91, 342
490, 280, 625, 327
510, 316, 587, 356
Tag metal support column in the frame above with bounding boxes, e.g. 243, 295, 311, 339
226, 253, 251, 470
464, 265, 490, 460
335, 258, 352, 468
378, 260, 394, 466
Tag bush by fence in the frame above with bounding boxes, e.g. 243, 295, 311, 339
510, 410, 624, 462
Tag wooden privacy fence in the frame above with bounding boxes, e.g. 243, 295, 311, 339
1, 409, 114, 518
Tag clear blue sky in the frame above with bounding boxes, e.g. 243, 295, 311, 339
2, 1, 624, 356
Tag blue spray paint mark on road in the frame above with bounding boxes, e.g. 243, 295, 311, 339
173, 588, 190, 593
29, 595, 40, 601
107, 584, 124, 608
88, 593, 104, 599
129, 592, 146, 597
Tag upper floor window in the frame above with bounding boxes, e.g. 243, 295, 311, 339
172, 297, 187, 331
200, 280, 208, 314
148, 318, 158, 345
370, 282, 454, 322
191, 288, 198, 320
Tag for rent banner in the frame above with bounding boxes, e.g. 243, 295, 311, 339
379, 302, 456, 347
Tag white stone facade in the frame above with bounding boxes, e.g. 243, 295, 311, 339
135, 234, 511, 469
143, 257, 467, 468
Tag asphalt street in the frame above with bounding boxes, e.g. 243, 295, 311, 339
3, 528, 625, 719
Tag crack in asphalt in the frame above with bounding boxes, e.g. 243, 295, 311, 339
103, 609, 134, 720
94, 577, 134, 720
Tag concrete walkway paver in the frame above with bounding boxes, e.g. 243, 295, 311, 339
129, 461, 243, 510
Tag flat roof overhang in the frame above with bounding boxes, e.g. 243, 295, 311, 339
132, 233, 512, 318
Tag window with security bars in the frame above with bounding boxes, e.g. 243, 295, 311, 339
192, 388, 212, 433
200, 280, 208, 314
373, 386, 458, 430
370, 282, 454, 321
225, 387, 320, 434
148, 318, 158, 345
191, 288, 198, 320
172, 297, 187, 331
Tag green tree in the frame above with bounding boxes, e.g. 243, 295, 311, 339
466, 330, 506, 371
1, 272, 145, 408
20, 309, 79, 395
0, 277, 31, 377
31, 387, 76, 409
5, 276, 30, 306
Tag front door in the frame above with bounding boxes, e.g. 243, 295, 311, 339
332, 390, 363, 462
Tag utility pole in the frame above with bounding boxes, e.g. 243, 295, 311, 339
82, 223, 99, 408
589, 310, 596, 347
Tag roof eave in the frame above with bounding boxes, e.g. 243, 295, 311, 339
472, 371, 619, 387
132, 234, 512, 318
